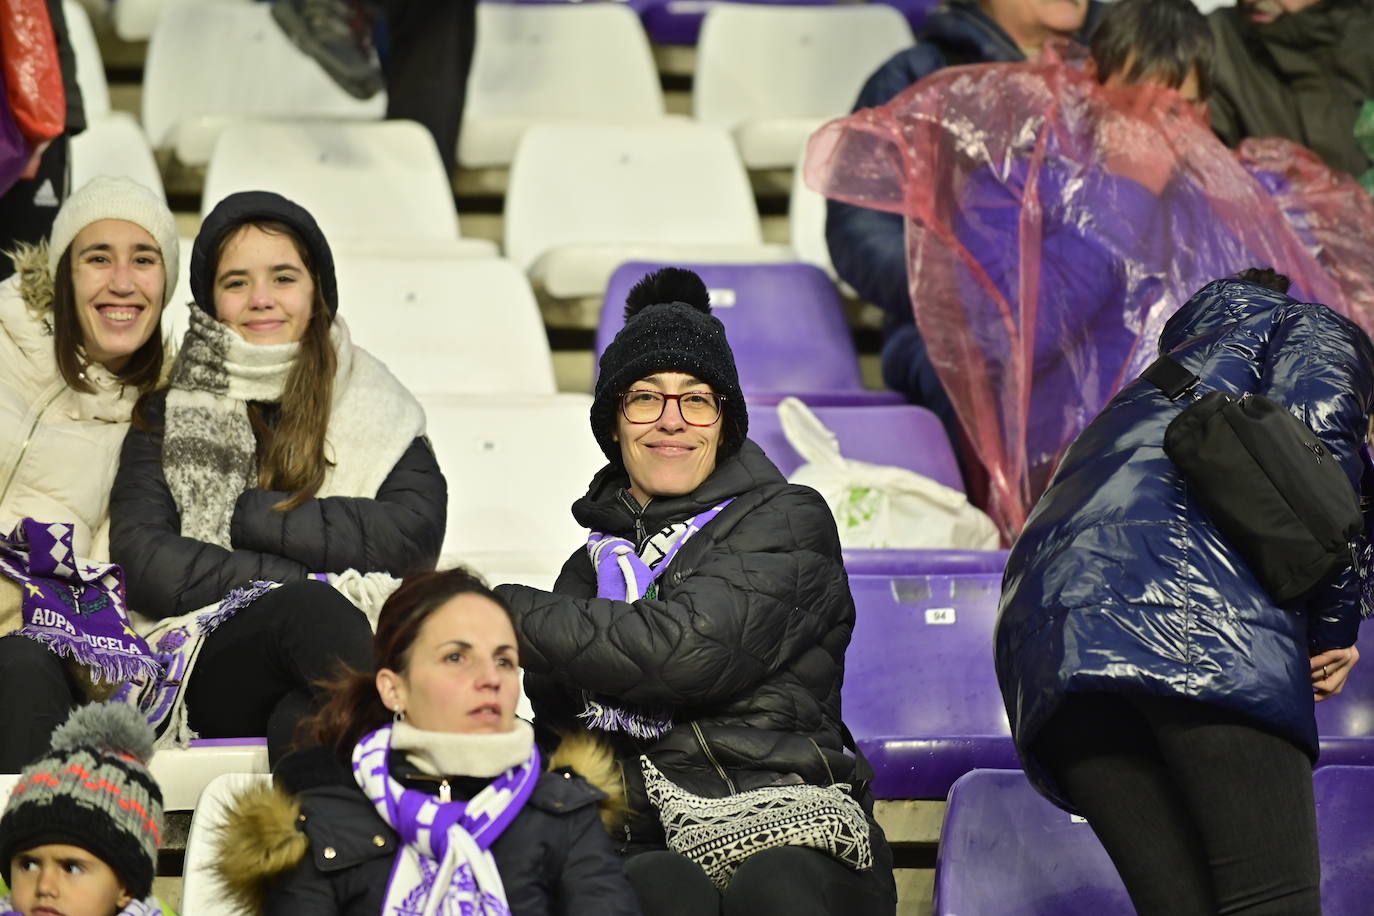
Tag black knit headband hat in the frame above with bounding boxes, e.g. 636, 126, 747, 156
591, 267, 748, 466
190, 190, 338, 319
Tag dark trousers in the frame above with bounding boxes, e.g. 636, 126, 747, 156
1036, 692, 1322, 916
185, 580, 371, 763
0, 635, 82, 769
0, 134, 69, 282
625, 845, 896, 916
382, 0, 476, 175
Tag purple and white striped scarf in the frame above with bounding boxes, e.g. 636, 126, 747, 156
580, 499, 733, 740
0, 518, 156, 686
351, 725, 541, 916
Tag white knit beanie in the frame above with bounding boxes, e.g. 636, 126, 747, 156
47, 176, 180, 306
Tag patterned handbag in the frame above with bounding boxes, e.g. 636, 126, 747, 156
639, 755, 873, 889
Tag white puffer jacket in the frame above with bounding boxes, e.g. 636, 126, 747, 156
0, 245, 146, 634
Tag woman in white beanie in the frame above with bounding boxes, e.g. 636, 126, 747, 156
0, 176, 178, 770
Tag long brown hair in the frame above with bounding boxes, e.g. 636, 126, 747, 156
222, 220, 337, 512
51, 246, 165, 395
301, 568, 513, 759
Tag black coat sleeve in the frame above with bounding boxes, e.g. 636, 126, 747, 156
498, 487, 850, 707
109, 395, 309, 619
228, 436, 446, 577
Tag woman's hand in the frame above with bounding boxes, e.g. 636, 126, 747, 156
1311, 645, 1360, 701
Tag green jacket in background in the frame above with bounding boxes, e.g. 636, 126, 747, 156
1209, 0, 1374, 178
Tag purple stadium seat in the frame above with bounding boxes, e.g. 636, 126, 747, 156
748, 401, 964, 491
1315, 619, 1374, 766
842, 549, 1007, 577
600, 261, 902, 404
843, 572, 1017, 799
1315, 765, 1374, 916
933, 769, 1132, 916
640, 0, 835, 46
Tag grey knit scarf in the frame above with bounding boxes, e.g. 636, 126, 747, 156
164, 307, 336, 548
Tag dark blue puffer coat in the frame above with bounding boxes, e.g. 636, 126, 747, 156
996, 278, 1374, 808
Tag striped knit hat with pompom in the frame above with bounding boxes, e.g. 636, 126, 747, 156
0, 703, 164, 899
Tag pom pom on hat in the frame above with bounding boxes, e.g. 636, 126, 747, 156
624, 267, 712, 319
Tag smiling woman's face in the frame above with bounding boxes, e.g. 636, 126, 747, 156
375, 594, 520, 735
70, 219, 165, 372
615, 371, 723, 505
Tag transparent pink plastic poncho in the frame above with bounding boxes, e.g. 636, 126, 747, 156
806, 45, 1374, 542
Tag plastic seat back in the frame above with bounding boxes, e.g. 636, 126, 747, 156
202, 120, 460, 244
461, 3, 665, 167
934, 769, 1132, 915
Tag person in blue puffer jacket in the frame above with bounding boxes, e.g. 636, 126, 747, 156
825, 0, 1105, 445
996, 269, 1374, 916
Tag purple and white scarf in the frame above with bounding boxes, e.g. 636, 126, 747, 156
580, 499, 733, 740
351, 725, 541, 916
0, 518, 156, 685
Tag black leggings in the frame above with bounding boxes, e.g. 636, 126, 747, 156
184, 580, 371, 762
624, 844, 896, 916
0, 635, 82, 769
1036, 692, 1321, 916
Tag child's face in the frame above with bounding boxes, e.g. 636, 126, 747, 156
9, 844, 131, 916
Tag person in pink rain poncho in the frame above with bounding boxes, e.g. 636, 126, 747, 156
806, 0, 1374, 542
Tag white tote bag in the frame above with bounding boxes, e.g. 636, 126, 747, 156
777, 397, 1001, 549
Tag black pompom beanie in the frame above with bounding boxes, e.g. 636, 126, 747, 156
591, 267, 748, 465
190, 190, 338, 319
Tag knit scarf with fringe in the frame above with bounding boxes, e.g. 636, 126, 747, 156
579, 499, 732, 740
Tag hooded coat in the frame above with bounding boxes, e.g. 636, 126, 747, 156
214, 739, 641, 916
996, 278, 1374, 808
494, 440, 895, 902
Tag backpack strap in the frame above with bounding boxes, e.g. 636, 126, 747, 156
1141, 355, 1201, 401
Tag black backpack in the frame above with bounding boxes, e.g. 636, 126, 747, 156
1142, 355, 1365, 606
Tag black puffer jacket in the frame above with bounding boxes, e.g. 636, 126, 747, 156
496, 442, 886, 862
256, 746, 640, 916
109, 392, 446, 619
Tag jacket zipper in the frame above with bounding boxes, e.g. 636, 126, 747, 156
619, 490, 653, 546
0, 383, 66, 509
691, 721, 737, 795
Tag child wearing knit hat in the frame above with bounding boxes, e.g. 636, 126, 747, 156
0, 704, 165, 916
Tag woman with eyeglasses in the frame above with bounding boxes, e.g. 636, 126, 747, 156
493, 268, 896, 916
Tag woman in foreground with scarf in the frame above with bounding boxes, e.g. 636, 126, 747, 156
0, 176, 177, 769
108, 191, 446, 756
493, 268, 896, 916
213, 566, 641, 916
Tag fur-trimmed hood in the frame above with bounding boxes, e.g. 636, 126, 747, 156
212, 731, 626, 915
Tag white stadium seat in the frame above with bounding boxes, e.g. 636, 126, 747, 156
180, 772, 268, 916
142, 3, 385, 166
461, 3, 670, 168
113, 0, 251, 42
338, 256, 557, 397
693, 4, 913, 168
65, 1, 110, 119
70, 114, 166, 198
148, 740, 269, 811
419, 393, 606, 590
504, 122, 790, 299
202, 120, 495, 255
